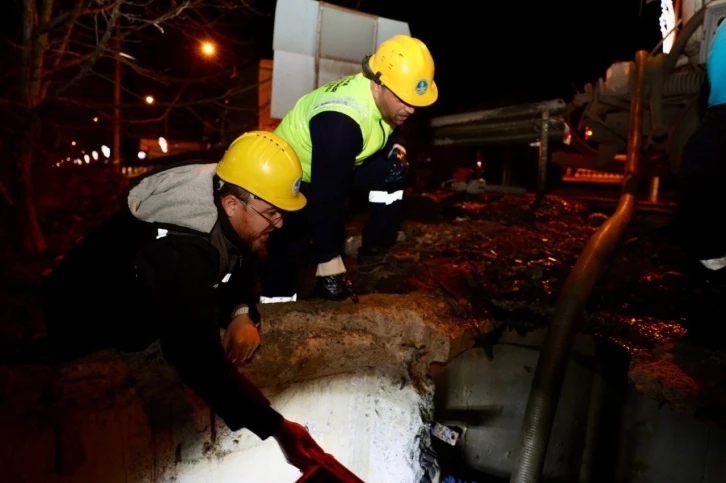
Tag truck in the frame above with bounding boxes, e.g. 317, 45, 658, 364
553, 0, 726, 182
427, 0, 726, 193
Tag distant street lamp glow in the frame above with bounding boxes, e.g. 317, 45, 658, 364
138, 151, 147, 160
201, 41, 216, 57
145, 95, 154, 104
101, 145, 111, 158
158, 137, 168, 154
92, 150, 99, 160
93, 117, 98, 122
83, 154, 90, 163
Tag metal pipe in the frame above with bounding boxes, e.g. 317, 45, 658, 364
509, 49, 647, 483
502, 154, 512, 186
432, 131, 565, 147
664, 69, 706, 95
433, 126, 566, 146
648, 176, 660, 203
430, 99, 566, 128
663, 7, 705, 73
537, 110, 550, 201
431, 117, 563, 139
599, 69, 704, 98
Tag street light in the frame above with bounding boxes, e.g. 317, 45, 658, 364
201, 41, 216, 57
145, 95, 154, 104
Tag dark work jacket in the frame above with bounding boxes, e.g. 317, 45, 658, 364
307, 111, 400, 261
43, 162, 283, 440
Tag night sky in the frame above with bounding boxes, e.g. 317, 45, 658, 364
293, 0, 665, 114
0, 0, 665, 118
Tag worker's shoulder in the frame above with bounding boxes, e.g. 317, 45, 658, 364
144, 227, 217, 264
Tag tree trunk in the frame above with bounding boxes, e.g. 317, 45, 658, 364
9, 127, 46, 255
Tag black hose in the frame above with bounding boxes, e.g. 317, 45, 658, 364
663, 8, 706, 72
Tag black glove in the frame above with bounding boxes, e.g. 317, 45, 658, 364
316, 274, 359, 303
383, 143, 408, 185
420, 445, 439, 483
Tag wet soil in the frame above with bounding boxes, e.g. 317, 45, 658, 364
349, 189, 726, 427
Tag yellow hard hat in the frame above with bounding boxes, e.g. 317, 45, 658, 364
364, 34, 438, 107
216, 131, 306, 212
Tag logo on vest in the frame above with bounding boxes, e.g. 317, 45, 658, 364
292, 176, 302, 196
415, 79, 428, 96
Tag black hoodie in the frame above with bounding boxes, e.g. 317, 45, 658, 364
43, 162, 283, 440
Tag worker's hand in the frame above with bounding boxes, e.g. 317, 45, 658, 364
388, 143, 407, 159
384, 143, 409, 185
222, 314, 260, 364
274, 419, 326, 472
316, 274, 359, 303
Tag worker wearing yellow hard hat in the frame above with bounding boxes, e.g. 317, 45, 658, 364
259, 34, 438, 303
43, 130, 338, 473
363, 34, 438, 108
216, 131, 306, 213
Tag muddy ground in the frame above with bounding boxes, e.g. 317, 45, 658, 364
349, 189, 726, 427
2, 167, 725, 428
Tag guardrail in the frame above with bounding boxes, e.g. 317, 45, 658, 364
429, 99, 567, 200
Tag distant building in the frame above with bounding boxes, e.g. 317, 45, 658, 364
258, 59, 281, 132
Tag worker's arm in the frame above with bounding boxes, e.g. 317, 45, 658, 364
216, 255, 262, 362
216, 253, 261, 353
308, 111, 363, 264
136, 237, 282, 439
216, 254, 261, 328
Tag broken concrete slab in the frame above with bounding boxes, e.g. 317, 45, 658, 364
0, 292, 461, 482
248, 293, 464, 393
211, 371, 436, 483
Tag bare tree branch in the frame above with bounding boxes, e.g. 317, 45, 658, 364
41, 0, 123, 108
0, 179, 13, 206
20, 0, 36, 108
3, 0, 273, 253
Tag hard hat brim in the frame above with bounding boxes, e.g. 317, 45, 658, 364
366, 48, 438, 107
264, 191, 307, 212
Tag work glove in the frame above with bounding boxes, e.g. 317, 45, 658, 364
316, 274, 359, 303
383, 143, 408, 185
274, 419, 325, 473
420, 446, 440, 483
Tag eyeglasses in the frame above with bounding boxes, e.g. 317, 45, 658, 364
236, 196, 286, 227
